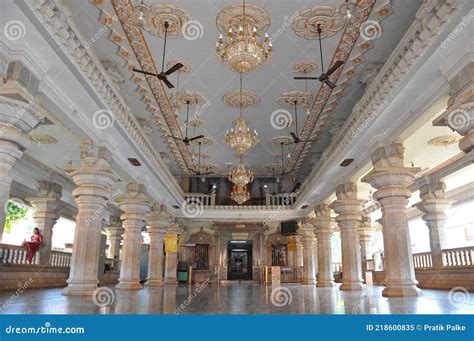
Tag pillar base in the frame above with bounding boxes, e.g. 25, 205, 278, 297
302, 279, 317, 285
115, 281, 143, 290
145, 279, 164, 287
340, 282, 365, 291
382, 285, 422, 297
62, 283, 97, 296
164, 279, 179, 286
316, 280, 336, 287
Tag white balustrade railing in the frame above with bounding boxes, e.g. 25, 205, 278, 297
332, 262, 342, 272
442, 247, 474, 268
413, 252, 433, 269
184, 193, 214, 206
0, 243, 71, 267
184, 192, 296, 207
268, 193, 296, 206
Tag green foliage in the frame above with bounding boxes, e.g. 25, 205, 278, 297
4, 201, 28, 233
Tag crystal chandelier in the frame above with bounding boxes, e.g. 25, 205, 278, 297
229, 157, 254, 187
231, 185, 251, 205
215, 0, 272, 73
224, 74, 259, 155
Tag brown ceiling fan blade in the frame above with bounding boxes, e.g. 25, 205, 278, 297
290, 132, 299, 142
326, 60, 344, 76
165, 63, 184, 75
294, 76, 319, 80
161, 77, 175, 89
167, 135, 182, 140
189, 135, 205, 142
324, 79, 336, 89
132, 68, 160, 77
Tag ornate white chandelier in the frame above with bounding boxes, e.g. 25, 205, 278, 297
231, 185, 251, 205
215, 0, 272, 73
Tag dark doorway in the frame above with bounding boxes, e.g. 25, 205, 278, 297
227, 241, 253, 280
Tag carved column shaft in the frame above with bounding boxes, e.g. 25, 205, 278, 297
299, 222, 317, 285
146, 204, 169, 287
314, 204, 335, 287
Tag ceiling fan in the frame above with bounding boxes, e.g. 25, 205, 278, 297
294, 23, 344, 89
188, 141, 214, 176
168, 100, 204, 145
279, 141, 293, 176
288, 100, 318, 144
132, 22, 183, 89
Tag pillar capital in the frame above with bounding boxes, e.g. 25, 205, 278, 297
433, 62, 474, 152
147, 203, 171, 228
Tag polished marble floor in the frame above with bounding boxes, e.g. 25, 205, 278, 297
0, 283, 473, 314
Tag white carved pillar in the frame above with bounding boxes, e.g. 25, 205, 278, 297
313, 204, 335, 287
116, 182, 150, 290
362, 141, 422, 297
358, 217, 375, 273
331, 182, 365, 291
164, 221, 181, 285
104, 216, 124, 261
145, 204, 169, 287
299, 219, 317, 285
0, 95, 43, 240
415, 181, 451, 269
63, 141, 117, 296
433, 62, 474, 153
27, 181, 62, 265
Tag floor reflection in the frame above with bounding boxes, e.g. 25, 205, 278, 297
0, 283, 473, 315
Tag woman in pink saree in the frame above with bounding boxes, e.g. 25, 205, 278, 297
22, 228, 43, 264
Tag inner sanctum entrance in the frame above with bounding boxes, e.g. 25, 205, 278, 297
227, 241, 253, 280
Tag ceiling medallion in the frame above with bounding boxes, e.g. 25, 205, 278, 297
428, 135, 462, 147
230, 185, 251, 205
191, 136, 213, 146
28, 134, 58, 145
265, 163, 282, 172
293, 61, 318, 75
215, 2, 272, 73
166, 60, 191, 73
292, 6, 344, 40
229, 157, 254, 187
271, 136, 292, 146
132, 2, 192, 38
224, 116, 259, 155
277, 91, 311, 107
188, 118, 205, 127
223, 90, 261, 107
200, 163, 219, 174
172, 90, 205, 106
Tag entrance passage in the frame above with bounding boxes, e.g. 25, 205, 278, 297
227, 241, 252, 280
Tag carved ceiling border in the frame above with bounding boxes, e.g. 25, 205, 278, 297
111, 0, 194, 174
286, 0, 377, 173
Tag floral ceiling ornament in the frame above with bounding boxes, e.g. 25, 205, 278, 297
293, 61, 318, 75
132, 2, 192, 38
223, 90, 261, 108
28, 134, 58, 145
277, 91, 311, 107
292, 6, 344, 40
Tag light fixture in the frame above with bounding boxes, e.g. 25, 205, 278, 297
228, 157, 254, 187
339, 0, 357, 26
215, 0, 272, 73
224, 73, 259, 155
231, 185, 251, 205
132, 0, 150, 28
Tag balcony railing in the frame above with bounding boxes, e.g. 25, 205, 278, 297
184, 192, 295, 208
413, 252, 433, 269
0, 243, 71, 267
442, 247, 474, 268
